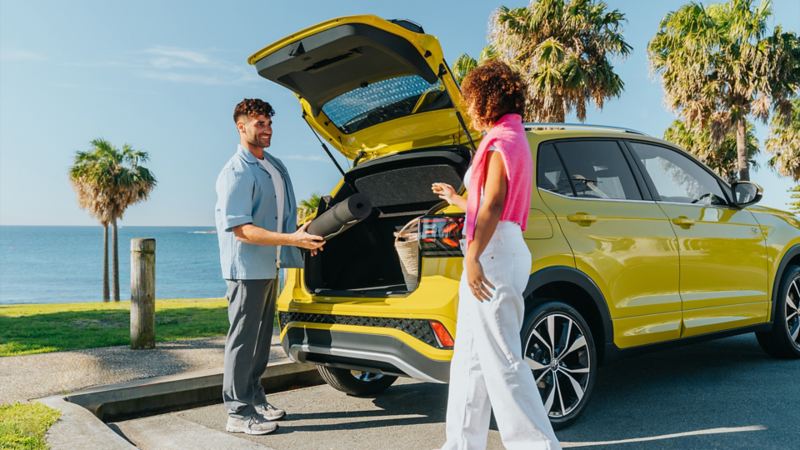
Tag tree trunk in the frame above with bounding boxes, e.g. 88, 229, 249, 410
102, 224, 110, 302
736, 118, 749, 181
112, 219, 120, 301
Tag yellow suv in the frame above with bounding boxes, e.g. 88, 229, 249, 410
249, 15, 800, 428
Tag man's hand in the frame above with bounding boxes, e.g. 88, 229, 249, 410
290, 222, 325, 252
465, 254, 495, 302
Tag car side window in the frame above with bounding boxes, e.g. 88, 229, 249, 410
627, 142, 727, 206
553, 140, 643, 201
537, 144, 573, 196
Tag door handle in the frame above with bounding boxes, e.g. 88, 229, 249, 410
567, 213, 597, 226
672, 216, 695, 228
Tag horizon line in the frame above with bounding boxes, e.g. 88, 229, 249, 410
0, 224, 216, 228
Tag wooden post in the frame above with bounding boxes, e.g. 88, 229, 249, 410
130, 238, 156, 349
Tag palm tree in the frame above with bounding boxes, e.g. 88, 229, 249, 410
649, 0, 800, 182
664, 119, 759, 183
69, 139, 156, 301
452, 54, 478, 86
788, 185, 800, 215
452, 46, 497, 85
297, 193, 322, 224
766, 98, 800, 182
487, 0, 631, 122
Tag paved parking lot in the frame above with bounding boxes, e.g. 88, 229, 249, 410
115, 333, 799, 449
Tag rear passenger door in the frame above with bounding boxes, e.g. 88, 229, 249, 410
537, 140, 681, 348
625, 141, 770, 337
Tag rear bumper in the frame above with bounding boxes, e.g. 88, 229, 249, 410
281, 327, 451, 383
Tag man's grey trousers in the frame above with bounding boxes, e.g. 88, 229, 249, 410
222, 279, 277, 418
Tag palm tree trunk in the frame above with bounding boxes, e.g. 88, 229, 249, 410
112, 219, 120, 301
736, 118, 749, 181
103, 224, 110, 302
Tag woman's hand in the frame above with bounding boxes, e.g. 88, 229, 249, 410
432, 182, 467, 210
431, 182, 457, 204
465, 255, 495, 302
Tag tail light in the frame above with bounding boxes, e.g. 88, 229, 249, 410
429, 320, 455, 348
419, 214, 464, 257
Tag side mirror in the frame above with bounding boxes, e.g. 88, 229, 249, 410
731, 181, 763, 208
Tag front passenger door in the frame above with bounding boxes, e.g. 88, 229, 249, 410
537, 140, 682, 348
626, 141, 770, 337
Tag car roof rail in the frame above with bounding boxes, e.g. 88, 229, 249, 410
524, 122, 647, 135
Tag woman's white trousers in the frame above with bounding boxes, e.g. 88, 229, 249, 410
442, 222, 560, 450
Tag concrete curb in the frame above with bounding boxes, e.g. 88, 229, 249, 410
65, 360, 322, 422
38, 396, 136, 450
37, 361, 323, 449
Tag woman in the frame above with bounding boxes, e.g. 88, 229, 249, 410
432, 61, 561, 450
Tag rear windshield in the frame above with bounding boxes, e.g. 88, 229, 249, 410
321, 75, 452, 134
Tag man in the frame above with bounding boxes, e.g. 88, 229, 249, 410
215, 98, 324, 435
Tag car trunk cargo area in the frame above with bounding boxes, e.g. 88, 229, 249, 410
304, 146, 470, 296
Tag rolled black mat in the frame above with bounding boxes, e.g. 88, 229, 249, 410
307, 193, 372, 240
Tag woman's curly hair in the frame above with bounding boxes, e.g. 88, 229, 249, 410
460, 60, 527, 129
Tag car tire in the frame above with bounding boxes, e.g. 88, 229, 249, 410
756, 265, 800, 358
316, 366, 398, 396
521, 300, 598, 430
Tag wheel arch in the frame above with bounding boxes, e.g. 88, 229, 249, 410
523, 266, 614, 364
771, 244, 800, 322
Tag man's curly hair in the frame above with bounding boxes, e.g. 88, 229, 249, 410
461, 60, 527, 129
233, 98, 275, 124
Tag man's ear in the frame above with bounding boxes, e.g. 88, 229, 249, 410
235, 120, 245, 134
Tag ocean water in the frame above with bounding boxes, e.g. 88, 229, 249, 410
0, 226, 227, 304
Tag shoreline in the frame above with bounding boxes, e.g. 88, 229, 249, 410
0, 224, 216, 228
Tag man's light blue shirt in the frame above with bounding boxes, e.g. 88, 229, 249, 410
215, 145, 303, 280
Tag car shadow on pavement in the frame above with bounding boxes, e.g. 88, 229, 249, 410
557, 334, 798, 449
279, 334, 798, 447
275, 380, 449, 433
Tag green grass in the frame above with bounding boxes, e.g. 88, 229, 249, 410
0, 402, 60, 450
0, 298, 230, 357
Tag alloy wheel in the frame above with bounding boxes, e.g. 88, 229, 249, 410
786, 276, 800, 350
524, 313, 592, 419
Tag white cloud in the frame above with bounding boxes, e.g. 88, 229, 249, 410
0, 49, 46, 62
140, 70, 229, 85
136, 46, 259, 85
143, 46, 211, 66
62, 46, 260, 86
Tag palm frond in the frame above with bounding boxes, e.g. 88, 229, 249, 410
488, 0, 631, 122
69, 139, 156, 223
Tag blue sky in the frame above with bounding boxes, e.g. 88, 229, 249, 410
1, 0, 798, 226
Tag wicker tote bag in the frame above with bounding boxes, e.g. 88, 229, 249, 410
394, 217, 421, 291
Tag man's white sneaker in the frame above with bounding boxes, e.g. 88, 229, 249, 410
225, 415, 278, 435
255, 402, 286, 421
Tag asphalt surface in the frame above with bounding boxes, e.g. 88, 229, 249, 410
115, 333, 799, 449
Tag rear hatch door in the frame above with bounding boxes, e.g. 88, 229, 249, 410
248, 15, 477, 160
